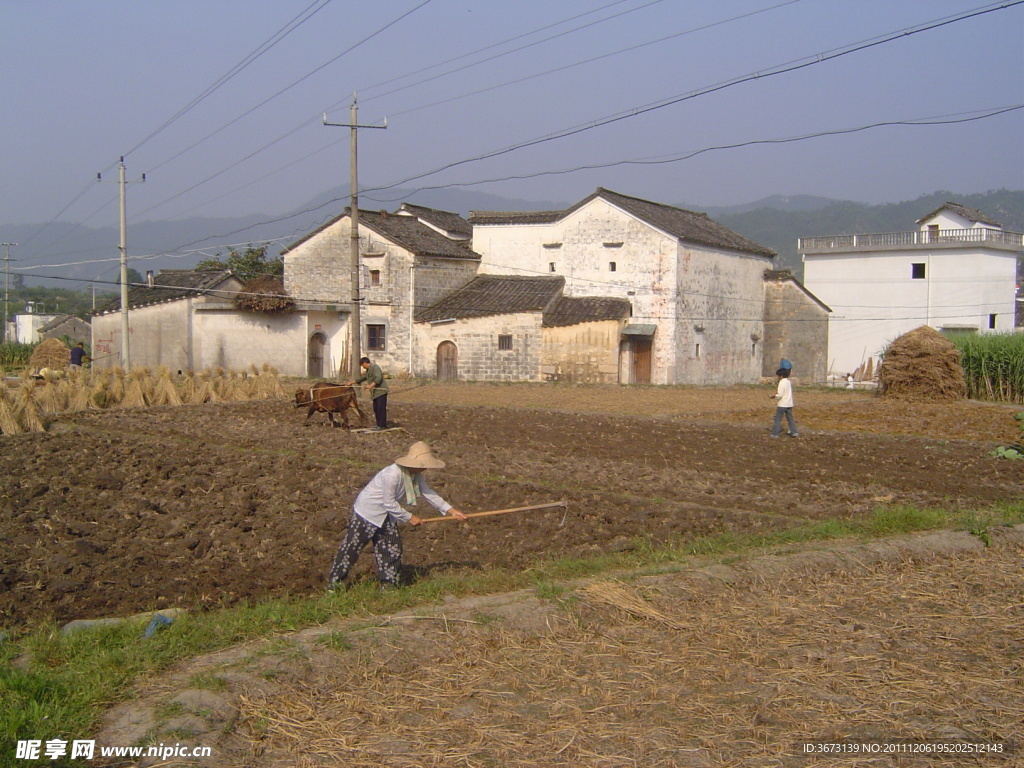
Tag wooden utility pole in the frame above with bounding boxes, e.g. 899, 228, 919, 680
1, 242, 16, 343
323, 96, 387, 378
99, 158, 144, 369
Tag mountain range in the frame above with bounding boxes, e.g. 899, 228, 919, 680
4, 188, 1021, 289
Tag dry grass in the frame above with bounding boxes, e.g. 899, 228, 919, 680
231, 541, 1023, 767
0, 366, 290, 435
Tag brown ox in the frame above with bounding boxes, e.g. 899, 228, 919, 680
294, 382, 366, 428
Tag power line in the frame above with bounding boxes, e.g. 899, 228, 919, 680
364, 1, 1024, 197
123, 0, 335, 159
378, 0, 802, 119
366, 105, 1024, 201
138, 0, 434, 182
364, 0, 666, 104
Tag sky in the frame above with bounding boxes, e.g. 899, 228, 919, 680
1, 0, 1022, 274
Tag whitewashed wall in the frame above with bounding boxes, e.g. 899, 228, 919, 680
804, 248, 1017, 374
473, 197, 770, 385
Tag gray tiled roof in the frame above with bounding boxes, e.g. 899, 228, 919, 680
416, 275, 631, 328
470, 188, 775, 257
283, 208, 480, 260
543, 295, 631, 327
468, 209, 563, 225
95, 270, 237, 313
398, 203, 472, 238
416, 275, 564, 322
917, 202, 1002, 228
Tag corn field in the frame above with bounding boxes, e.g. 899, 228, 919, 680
0, 364, 287, 436
950, 332, 1024, 404
0, 341, 36, 370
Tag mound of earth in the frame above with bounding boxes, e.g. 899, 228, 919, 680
879, 325, 966, 402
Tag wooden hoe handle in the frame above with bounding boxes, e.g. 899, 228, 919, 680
420, 501, 567, 523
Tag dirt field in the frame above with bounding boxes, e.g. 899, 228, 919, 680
1, 382, 1021, 628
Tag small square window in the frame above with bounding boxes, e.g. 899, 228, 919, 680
911, 263, 926, 279
549, 262, 556, 273
498, 334, 513, 351
369, 269, 381, 287
989, 313, 997, 329
367, 324, 386, 351
609, 262, 616, 272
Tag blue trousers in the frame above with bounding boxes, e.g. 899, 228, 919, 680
772, 407, 797, 437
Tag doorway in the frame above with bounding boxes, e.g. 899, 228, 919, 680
436, 341, 458, 380
308, 332, 327, 378
630, 337, 652, 384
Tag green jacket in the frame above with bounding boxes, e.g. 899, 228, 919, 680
356, 363, 388, 399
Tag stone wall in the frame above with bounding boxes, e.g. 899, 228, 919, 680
762, 275, 829, 383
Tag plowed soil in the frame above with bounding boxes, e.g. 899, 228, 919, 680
1, 382, 1022, 627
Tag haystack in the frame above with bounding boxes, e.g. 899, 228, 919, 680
28, 338, 70, 372
879, 325, 966, 402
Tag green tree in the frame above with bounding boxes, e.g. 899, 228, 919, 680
196, 244, 283, 281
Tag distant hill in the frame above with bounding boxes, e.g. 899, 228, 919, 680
4, 188, 1020, 288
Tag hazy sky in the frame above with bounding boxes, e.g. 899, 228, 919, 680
2, 0, 1022, 241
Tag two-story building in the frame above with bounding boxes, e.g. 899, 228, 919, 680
800, 202, 1023, 377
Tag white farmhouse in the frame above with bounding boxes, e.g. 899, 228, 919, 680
282, 207, 480, 378
800, 202, 1023, 377
469, 188, 779, 385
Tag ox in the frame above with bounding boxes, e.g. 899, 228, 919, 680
295, 382, 366, 429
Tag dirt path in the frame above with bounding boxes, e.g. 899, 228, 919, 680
96, 525, 1024, 767
1, 384, 1021, 626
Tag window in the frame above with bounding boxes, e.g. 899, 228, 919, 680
989, 314, 997, 329
367, 324, 386, 351
911, 263, 926, 279
695, 343, 701, 359
609, 262, 616, 272
549, 262, 556, 273
369, 269, 381, 287
498, 334, 513, 351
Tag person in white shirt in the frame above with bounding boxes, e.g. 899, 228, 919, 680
769, 367, 799, 438
327, 441, 467, 589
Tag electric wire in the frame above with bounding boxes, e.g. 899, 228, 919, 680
122, 0, 334, 159
364, 1, 1024, 198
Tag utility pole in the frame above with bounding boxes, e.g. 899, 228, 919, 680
1, 242, 16, 343
98, 158, 144, 369
323, 96, 387, 379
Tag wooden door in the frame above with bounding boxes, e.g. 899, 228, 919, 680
631, 338, 652, 384
436, 341, 458, 380
308, 333, 326, 378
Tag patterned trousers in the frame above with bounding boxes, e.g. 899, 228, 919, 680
327, 511, 403, 587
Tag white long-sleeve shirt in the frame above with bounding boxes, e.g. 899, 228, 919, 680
353, 463, 452, 527
774, 377, 794, 408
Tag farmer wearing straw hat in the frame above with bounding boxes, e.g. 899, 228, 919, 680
327, 441, 467, 589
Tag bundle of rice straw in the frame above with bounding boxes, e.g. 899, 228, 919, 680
194, 371, 220, 404
90, 375, 114, 409
28, 338, 70, 372
35, 378, 66, 415
110, 367, 126, 403
120, 369, 149, 409
0, 387, 22, 435
259, 363, 287, 398
69, 376, 99, 411
15, 380, 45, 432
178, 370, 197, 404
151, 366, 183, 406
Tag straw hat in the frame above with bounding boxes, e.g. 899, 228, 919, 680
395, 441, 445, 470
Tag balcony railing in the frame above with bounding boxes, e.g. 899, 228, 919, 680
800, 227, 1024, 253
